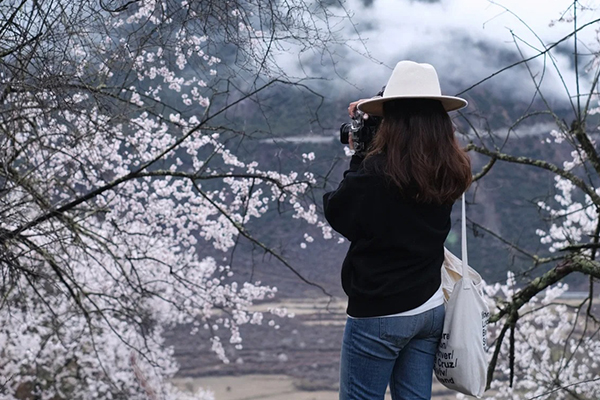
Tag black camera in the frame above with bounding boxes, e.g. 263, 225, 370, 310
339, 110, 381, 154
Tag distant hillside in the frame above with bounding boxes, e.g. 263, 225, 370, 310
191, 83, 589, 297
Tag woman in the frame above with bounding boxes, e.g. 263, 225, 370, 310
323, 61, 472, 400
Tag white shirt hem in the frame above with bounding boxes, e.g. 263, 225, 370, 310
348, 284, 444, 319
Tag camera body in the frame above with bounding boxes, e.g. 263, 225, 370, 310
339, 110, 381, 154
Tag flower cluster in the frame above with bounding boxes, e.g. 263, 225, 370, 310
481, 276, 600, 400
0, 0, 334, 398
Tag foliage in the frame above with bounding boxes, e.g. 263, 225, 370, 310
464, 1, 600, 398
0, 0, 344, 398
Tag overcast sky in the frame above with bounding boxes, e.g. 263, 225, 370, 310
278, 0, 599, 105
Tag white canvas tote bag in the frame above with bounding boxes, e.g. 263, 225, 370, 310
434, 194, 489, 398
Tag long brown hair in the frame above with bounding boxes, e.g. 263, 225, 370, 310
365, 98, 471, 204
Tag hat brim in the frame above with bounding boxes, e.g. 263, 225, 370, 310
357, 95, 468, 116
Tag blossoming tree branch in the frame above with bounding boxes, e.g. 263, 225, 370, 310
0, 0, 345, 398
462, 2, 600, 398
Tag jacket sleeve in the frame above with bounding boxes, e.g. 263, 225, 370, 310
322, 155, 367, 241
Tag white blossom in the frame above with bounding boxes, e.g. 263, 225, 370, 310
0, 0, 334, 398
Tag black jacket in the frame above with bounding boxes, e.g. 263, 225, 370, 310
323, 154, 452, 317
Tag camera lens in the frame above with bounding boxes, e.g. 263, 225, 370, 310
340, 123, 350, 144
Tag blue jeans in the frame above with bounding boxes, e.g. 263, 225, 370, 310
339, 305, 445, 400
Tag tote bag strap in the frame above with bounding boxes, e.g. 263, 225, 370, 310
461, 193, 470, 287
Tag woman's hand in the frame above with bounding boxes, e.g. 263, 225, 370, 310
348, 99, 371, 118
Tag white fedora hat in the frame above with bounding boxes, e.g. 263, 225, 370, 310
357, 61, 468, 116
